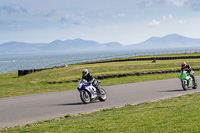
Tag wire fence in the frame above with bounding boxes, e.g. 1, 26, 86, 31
44, 49, 200, 68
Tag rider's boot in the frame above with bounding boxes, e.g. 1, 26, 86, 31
96, 87, 101, 96
191, 74, 195, 82
93, 84, 101, 95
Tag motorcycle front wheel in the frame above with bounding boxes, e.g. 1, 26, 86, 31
98, 88, 107, 102
181, 80, 188, 91
80, 90, 91, 104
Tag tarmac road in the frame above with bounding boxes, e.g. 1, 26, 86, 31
0, 77, 199, 128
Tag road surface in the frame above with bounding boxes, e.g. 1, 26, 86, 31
0, 77, 199, 128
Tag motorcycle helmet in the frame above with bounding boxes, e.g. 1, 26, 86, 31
181, 62, 187, 67
82, 69, 88, 77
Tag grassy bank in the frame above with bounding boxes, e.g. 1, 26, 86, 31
0, 53, 200, 98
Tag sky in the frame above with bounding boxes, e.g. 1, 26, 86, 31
0, 0, 200, 45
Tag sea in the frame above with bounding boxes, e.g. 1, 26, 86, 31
0, 48, 199, 73
0, 50, 134, 73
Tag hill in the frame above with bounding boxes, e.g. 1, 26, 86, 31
0, 39, 123, 54
128, 34, 200, 49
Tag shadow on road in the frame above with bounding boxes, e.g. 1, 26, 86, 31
53, 101, 100, 106
53, 102, 83, 106
159, 89, 184, 92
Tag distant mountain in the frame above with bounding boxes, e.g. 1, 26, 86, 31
46, 38, 101, 51
0, 42, 47, 54
128, 34, 200, 49
1, 34, 200, 54
0, 39, 123, 54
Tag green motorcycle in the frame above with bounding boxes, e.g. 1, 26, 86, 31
179, 71, 197, 91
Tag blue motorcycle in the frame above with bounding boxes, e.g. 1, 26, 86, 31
77, 80, 107, 104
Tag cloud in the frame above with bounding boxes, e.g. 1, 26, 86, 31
40, 10, 56, 17
117, 13, 126, 17
0, 4, 27, 14
177, 20, 186, 24
113, 13, 126, 18
138, 0, 163, 8
162, 14, 186, 24
60, 14, 87, 26
162, 16, 167, 21
165, 0, 188, 7
145, 0, 162, 6
168, 14, 173, 20
140, 0, 188, 7
148, 20, 160, 26
162, 14, 173, 21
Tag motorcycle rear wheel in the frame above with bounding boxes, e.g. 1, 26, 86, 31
80, 91, 91, 104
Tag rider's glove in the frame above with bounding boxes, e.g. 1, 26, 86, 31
86, 82, 91, 85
